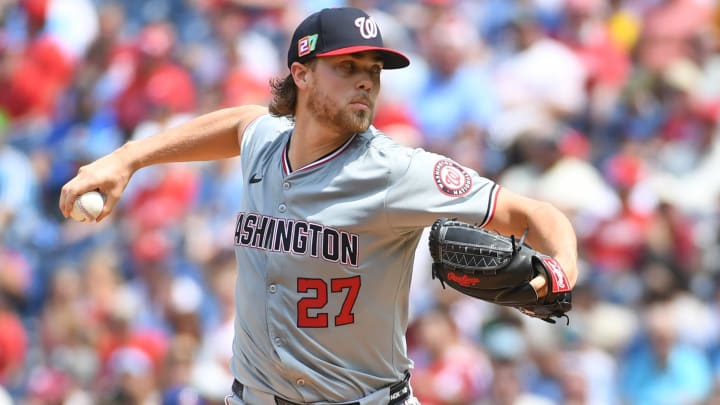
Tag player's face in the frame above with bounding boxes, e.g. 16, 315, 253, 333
307, 52, 382, 134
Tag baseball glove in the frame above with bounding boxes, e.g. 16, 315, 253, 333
428, 218, 572, 324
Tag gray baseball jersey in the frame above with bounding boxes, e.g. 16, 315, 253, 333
231, 114, 499, 402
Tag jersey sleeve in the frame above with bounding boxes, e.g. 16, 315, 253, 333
384, 147, 500, 232
240, 114, 292, 174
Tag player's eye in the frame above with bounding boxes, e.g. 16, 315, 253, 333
337, 61, 356, 76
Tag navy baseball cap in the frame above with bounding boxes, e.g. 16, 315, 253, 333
287, 7, 410, 70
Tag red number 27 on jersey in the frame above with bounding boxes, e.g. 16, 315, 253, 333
297, 276, 361, 328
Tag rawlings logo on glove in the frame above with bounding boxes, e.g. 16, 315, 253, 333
446, 272, 482, 287
428, 218, 572, 324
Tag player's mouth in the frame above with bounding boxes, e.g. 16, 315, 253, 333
349, 97, 372, 110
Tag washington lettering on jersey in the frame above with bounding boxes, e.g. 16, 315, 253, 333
234, 212, 359, 266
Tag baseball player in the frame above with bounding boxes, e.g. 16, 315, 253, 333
59, 7, 578, 405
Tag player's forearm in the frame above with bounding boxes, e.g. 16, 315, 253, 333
119, 107, 248, 172
525, 202, 579, 287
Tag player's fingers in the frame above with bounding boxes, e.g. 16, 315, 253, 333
59, 181, 81, 218
530, 275, 548, 298
59, 178, 99, 218
60, 152, 134, 222
58, 185, 69, 218
94, 191, 119, 222
59, 159, 118, 219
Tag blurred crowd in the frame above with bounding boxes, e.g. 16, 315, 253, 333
1, 0, 720, 404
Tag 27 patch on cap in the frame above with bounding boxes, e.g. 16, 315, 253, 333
434, 159, 472, 197
298, 34, 318, 57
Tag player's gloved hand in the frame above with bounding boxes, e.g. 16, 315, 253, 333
428, 218, 573, 324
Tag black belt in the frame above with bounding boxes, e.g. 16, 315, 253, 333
231, 372, 411, 405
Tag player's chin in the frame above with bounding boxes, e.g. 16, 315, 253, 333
342, 111, 372, 133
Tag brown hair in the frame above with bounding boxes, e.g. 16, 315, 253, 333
268, 74, 297, 119
268, 61, 316, 119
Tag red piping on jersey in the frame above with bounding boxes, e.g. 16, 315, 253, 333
282, 133, 358, 175
481, 184, 501, 227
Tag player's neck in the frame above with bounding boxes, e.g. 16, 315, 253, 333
288, 119, 354, 171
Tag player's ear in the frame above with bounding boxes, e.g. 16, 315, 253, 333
290, 61, 312, 90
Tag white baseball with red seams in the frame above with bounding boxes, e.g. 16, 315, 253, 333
70, 191, 105, 222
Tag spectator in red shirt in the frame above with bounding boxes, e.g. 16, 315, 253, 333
115, 22, 196, 135
0, 296, 27, 385
411, 306, 492, 405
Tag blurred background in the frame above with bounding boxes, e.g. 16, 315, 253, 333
1, 0, 720, 404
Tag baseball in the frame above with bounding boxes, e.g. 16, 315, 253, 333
70, 191, 105, 222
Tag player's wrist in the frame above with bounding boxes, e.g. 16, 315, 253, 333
115, 140, 144, 175
553, 254, 577, 288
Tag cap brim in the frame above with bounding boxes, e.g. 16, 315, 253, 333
316, 46, 410, 69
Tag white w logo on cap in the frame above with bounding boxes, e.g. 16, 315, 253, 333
354, 17, 378, 39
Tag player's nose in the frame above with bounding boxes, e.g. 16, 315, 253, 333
356, 78, 371, 91
355, 71, 376, 92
